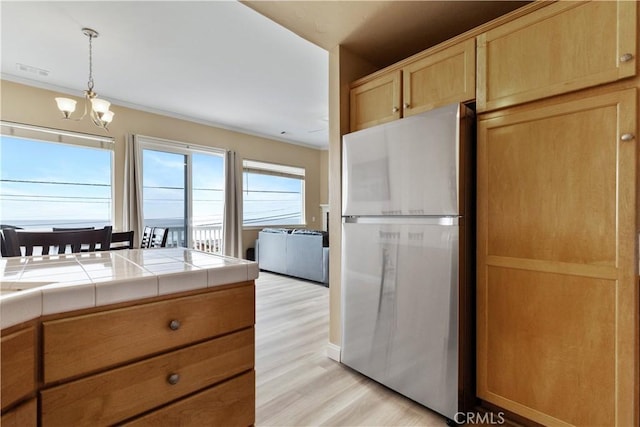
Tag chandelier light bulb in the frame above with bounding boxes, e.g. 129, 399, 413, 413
91, 97, 111, 115
101, 110, 115, 124
55, 97, 77, 117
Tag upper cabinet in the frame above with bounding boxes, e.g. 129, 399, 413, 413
350, 38, 475, 132
350, 70, 401, 132
402, 38, 475, 117
477, 0, 637, 112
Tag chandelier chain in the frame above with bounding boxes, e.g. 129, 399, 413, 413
87, 33, 94, 92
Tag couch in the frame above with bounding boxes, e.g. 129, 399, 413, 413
255, 228, 329, 285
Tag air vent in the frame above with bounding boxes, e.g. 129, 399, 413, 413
16, 63, 49, 77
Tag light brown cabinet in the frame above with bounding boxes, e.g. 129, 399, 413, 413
350, 70, 401, 132
350, 38, 475, 131
477, 0, 637, 112
402, 37, 475, 117
1, 282, 255, 426
477, 88, 637, 426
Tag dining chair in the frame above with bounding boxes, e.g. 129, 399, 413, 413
1, 226, 113, 257
110, 231, 135, 250
140, 226, 154, 248
149, 227, 169, 248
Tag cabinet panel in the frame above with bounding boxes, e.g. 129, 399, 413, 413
0, 398, 37, 427
477, 0, 637, 112
43, 283, 254, 384
40, 328, 254, 426
0, 326, 35, 410
350, 70, 401, 132
403, 38, 475, 117
124, 371, 255, 427
477, 89, 637, 426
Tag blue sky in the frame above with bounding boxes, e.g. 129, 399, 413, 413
1, 136, 303, 228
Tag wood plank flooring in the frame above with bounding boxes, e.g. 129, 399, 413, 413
255, 272, 447, 426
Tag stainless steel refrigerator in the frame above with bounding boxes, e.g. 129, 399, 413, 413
341, 103, 475, 421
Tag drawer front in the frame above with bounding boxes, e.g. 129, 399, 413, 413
1, 326, 36, 410
0, 398, 37, 427
43, 283, 254, 383
124, 371, 255, 427
41, 328, 254, 426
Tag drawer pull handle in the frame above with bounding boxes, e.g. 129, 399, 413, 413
169, 319, 181, 331
620, 53, 634, 63
167, 373, 180, 385
621, 133, 635, 142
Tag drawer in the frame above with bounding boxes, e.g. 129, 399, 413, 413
1, 326, 36, 410
41, 328, 254, 426
43, 283, 254, 383
0, 398, 37, 427
124, 371, 255, 426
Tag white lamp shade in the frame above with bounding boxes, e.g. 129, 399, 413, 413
91, 97, 111, 114
55, 97, 77, 114
101, 110, 115, 123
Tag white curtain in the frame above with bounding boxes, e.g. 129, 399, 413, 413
223, 150, 243, 258
123, 134, 144, 248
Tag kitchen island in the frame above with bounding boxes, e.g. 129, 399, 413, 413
0, 248, 258, 426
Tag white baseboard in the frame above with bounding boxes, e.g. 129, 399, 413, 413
326, 342, 341, 362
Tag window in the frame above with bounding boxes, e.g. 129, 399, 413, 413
137, 136, 224, 251
242, 160, 305, 226
0, 122, 114, 230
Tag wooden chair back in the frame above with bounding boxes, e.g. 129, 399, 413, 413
110, 231, 135, 250
1, 226, 113, 257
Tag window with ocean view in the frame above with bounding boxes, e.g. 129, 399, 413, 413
242, 160, 305, 226
0, 123, 113, 230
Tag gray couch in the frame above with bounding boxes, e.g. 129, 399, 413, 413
255, 228, 329, 285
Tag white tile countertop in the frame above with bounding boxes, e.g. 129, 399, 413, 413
0, 248, 259, 329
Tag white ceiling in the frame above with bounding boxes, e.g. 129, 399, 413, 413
1, 1, 330, 148
1, 1, 529, 151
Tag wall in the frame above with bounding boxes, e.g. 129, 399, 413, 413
0, 80, 326, 254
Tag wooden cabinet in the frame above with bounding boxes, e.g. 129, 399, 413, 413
1, 398, 37, 427
402, 37, 475, 117
477, 89, 637, 426
477, 0, 637, 112
350, 70, 401, 132
38, 283, 255, 426
1, 326, 36, 411
350, 38, 475, 131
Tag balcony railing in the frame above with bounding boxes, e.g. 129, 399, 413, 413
165, 225, 223, 255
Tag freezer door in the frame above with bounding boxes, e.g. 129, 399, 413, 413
342, 103, 467, 217
341, 218, 459, 419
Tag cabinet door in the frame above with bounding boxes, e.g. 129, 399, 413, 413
402, 38, 475, 117
477, 89, 637, 426
350, 70, 401, 132
1, 326, 36, 411
477, 0, 637, 112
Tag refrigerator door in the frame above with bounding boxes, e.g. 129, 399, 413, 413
342, 103, 466, 217
341, 217, 459, 419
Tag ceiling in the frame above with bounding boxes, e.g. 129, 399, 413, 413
1, 1, 528, 150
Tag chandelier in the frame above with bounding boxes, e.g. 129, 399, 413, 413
55, 28, 114, 130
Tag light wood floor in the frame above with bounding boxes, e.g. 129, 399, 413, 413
255, 272, 447, 426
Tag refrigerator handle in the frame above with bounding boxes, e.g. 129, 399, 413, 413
378, 248, 388, 313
